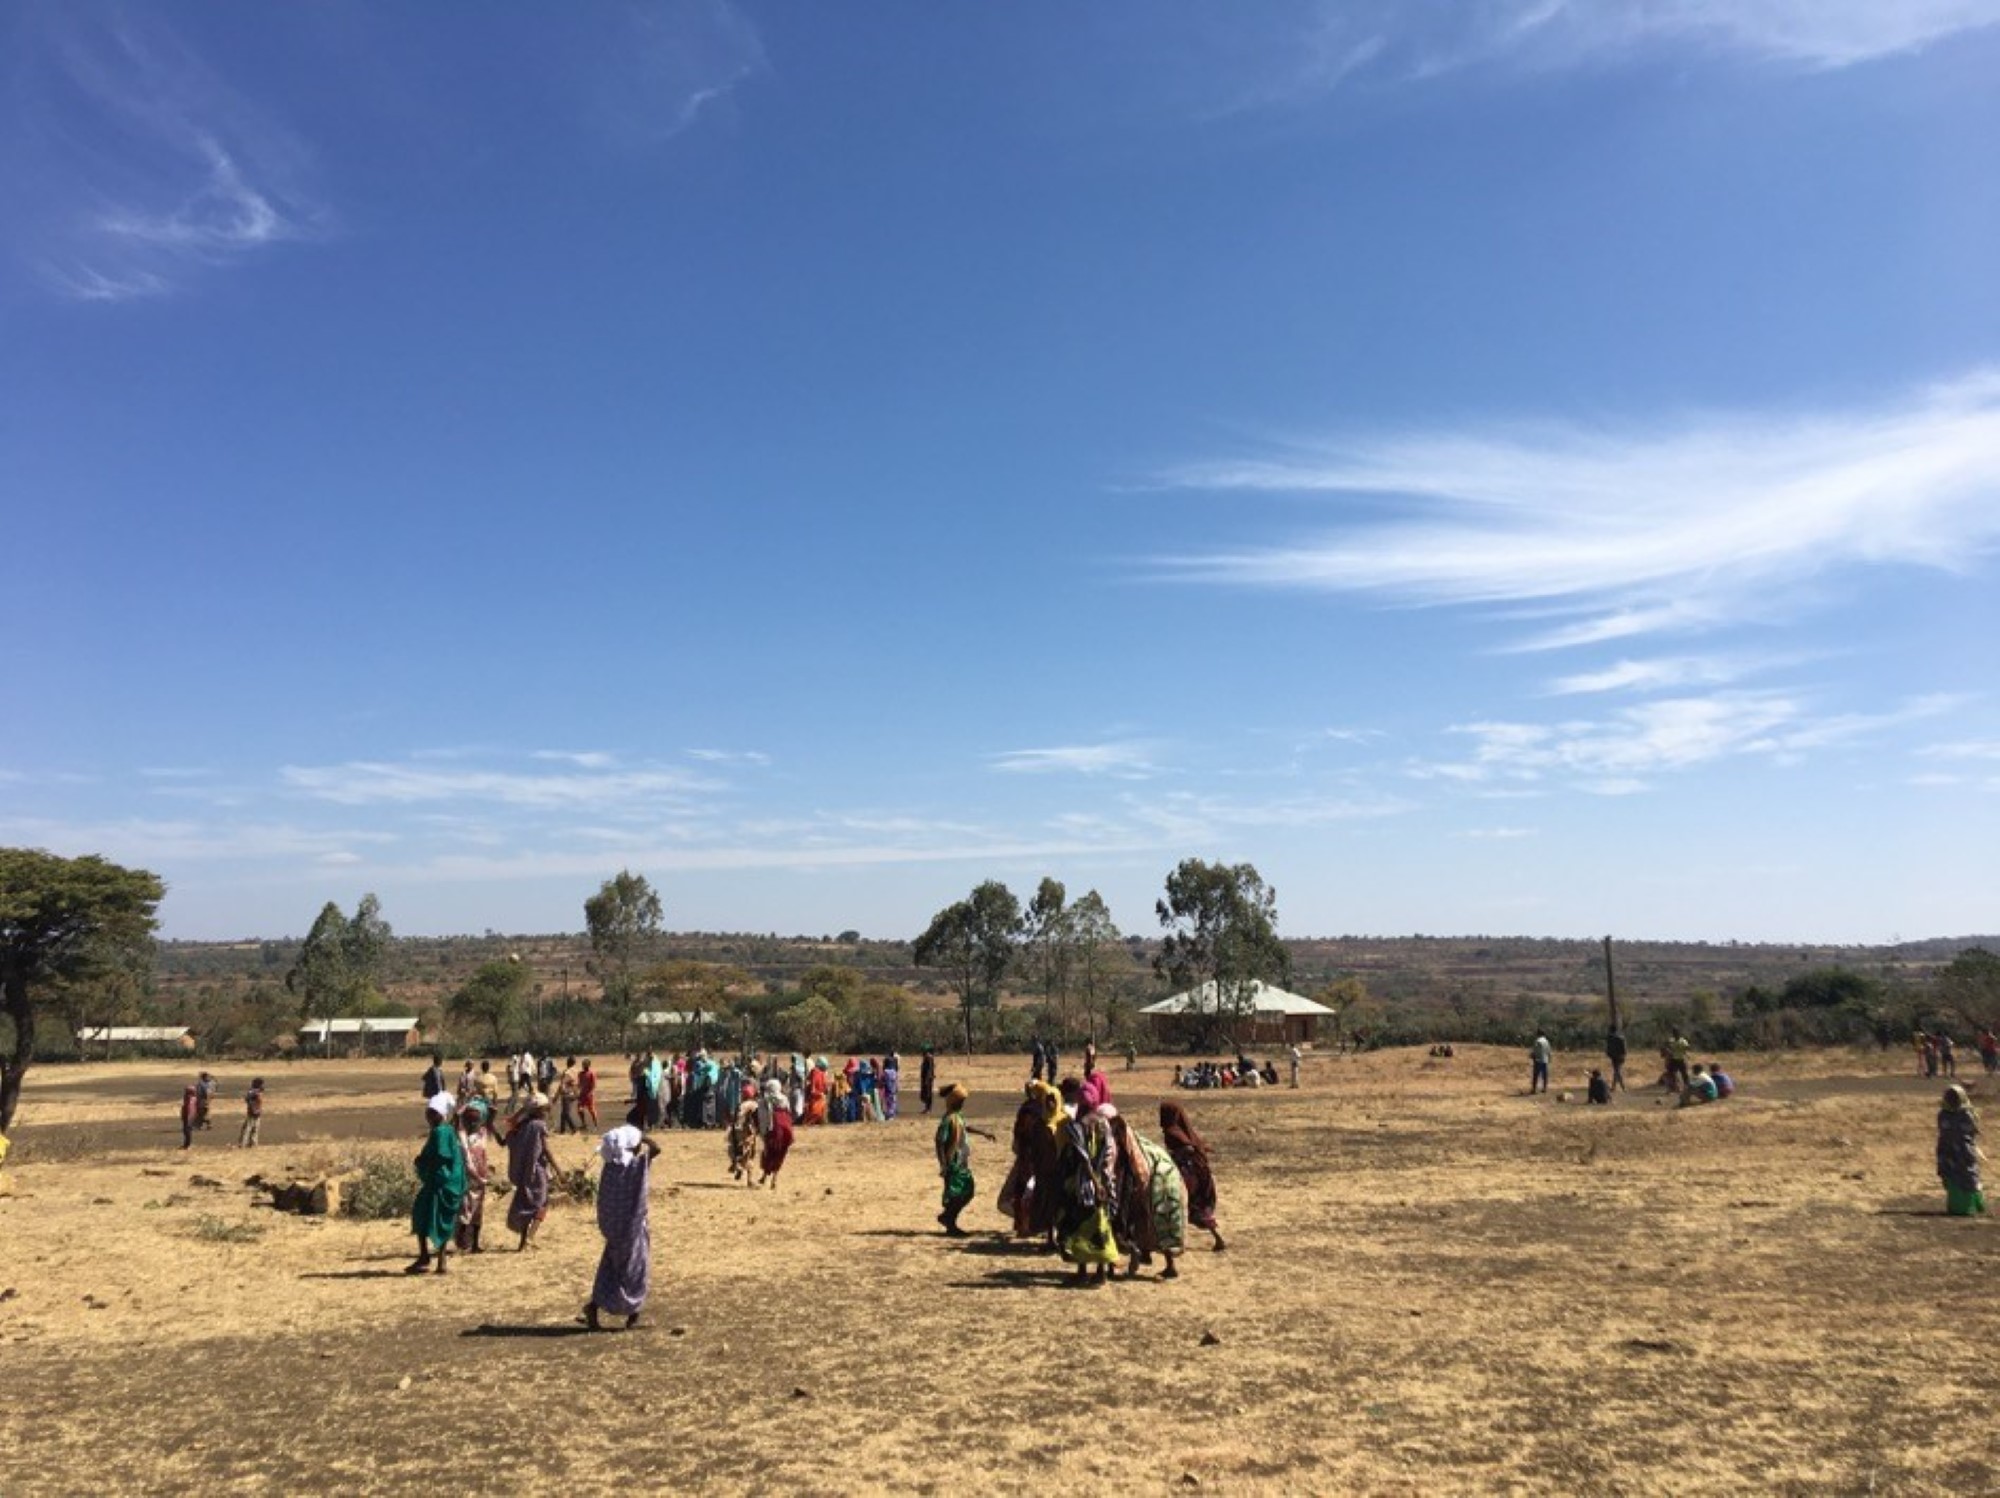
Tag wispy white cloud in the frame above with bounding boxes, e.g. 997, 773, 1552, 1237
686, 748, 773, 767
1411, 690, 1960, 789
1921, 739, 2000, 761
532, 750, 618, 770
7, 7, 324, 301
1244, 0, 2000, 108
0, 816, 396, 865
282, 758, 717, 810
590, 0, 766, 146
989, 743, 1161, 778
1544, 654, 1781, 696
1460, 826, 1538, 839
1159, 371, 2000, 651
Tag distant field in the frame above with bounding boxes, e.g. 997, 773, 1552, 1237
4, 1045, 1995, 1494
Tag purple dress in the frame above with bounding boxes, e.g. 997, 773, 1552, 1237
592, 1149, 652, 1315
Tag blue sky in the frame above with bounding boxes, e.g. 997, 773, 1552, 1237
4, 1, 1998, 944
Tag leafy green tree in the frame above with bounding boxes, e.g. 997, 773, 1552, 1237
1, 849, 165, 1129
795, 963, 863, 1008
585, 870, 663, 1044
448, 958, 531, 1048
1020, 877, 1072, 1024
1935, 948, 2000, 1025
783, 994, 846, 1056
913, 879, 1021, 1051
1066, 889, 1127, 1039
1155, 858, 1289, 1047
286, 893, 394, 1025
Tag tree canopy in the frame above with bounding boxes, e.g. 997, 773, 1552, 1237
912, 879, 1021, 1050
285, 893, 393, 1022
585, 870, 663, 1042
447, 957, 531, 1048
1155, 858, 1288, 1046
1, 849, 165, 1129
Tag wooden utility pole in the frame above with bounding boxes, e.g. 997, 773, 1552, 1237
1604, 935, 1621, 1034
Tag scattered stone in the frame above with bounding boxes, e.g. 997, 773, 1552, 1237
1622, 1338, 1682, 1355
791, 1386, 811, 1400
0, 1288, 18, 1304
190, 1175, 225, 1189
669, 1326, 688, 1337
91, 1197, 114, 1206
396, 1375, 412, 1391
141, 1168, 174, 1178
1408, 1309, 1423, 1318
1199, 1329, 1221, 1347
1181, 1474, 1201, 1488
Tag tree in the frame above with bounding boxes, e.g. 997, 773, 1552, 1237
1019, 877, 1074, 1030
1154, 858, 1289, 1047
1, 849, 164, 1129
1935, 948, 2000, 1025
448, 958, 531, 1048
286, 893, 394, 1025
1067, 889, 1127, 1039
912, 879, 1021, 1051
585, 871, 663, 1045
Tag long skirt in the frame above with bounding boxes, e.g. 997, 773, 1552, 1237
761, 1112, 794, 1177
1138, 1136, 1188, 1253
592, 1155, 651, 1315
1172, 1147, 1219, 1232
1947, 1185, 1987, 1217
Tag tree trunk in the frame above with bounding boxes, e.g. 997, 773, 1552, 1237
1, 970, 34, 1132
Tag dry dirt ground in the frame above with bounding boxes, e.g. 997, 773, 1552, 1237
3, 1046, 1995, 1496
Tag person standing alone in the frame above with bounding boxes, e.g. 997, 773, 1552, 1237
1529, 1033, 1552, 1095
238, 1077, 265, 1148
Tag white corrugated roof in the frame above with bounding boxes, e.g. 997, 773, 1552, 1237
76, 1026, 192, 1042
635, 1011, 709, 1027
1139, 981, 1336, 1017
299, 1018, 420, 1036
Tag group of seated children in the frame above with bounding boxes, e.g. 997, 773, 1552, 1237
1583, 1059, 1734, 1106
1173, 1056, 1281, 1089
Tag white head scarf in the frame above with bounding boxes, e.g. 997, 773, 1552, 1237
426, 1091, 455, 1119
599, 1123, 643, 1168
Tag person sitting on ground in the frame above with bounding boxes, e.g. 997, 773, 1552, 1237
1586, 1069, 1611, 1106
1680, 1064, 1719, 1106
1708, 1062, 1734, 1099
1260, 1061, 1279, 1085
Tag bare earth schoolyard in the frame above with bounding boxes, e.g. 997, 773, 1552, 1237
3, 1046, 1996, 1495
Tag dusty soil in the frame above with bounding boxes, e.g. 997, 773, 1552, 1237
2, 1047, 1995, 1496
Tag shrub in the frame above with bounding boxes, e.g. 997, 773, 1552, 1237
191, 1215, 265, 1243
343, 1155, 420, 1221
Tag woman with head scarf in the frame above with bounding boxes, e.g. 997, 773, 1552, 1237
1056, 1077, 1122, 1284
804, 1057, 829, 1125
585, 1124, 660, 1331
881, 1051, 901, 1120
1939, 1084, 1986, 1217
757, 1078, 795, 1188
1104, 1106, 1159, 1273
502, 1092, 555, 1250
919, 1046, 937, 1115
1110, 1110, 1188, 1279
454, 1098, 494, 1254
409, 1092, 467, 1274
935, 1082, 978, 1236
1159, 1100, 1226, 1251
728, 1081, 760, 1184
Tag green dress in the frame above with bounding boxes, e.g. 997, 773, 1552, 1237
936, 1113, 974, 1209
412, 1119, 468, 1250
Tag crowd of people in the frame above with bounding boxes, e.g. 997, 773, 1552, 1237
1172, 1055, 1284, 1090
940, 1042, 1228, 1286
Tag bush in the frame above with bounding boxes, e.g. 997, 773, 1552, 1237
191, 1215, 265, 1243
343, 1154, 420, 1221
